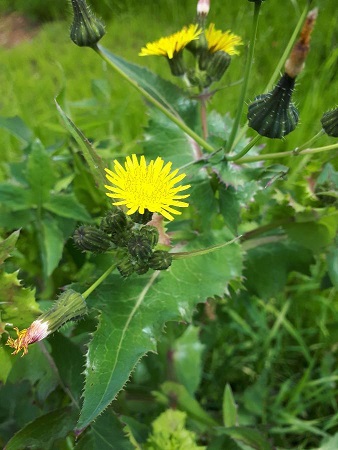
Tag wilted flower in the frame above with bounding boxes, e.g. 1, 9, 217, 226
105, 155, 191, 221
6, 290, 87, 356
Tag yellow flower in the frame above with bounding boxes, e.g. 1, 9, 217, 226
105, 155, 191, 221
139, 24, 202, 59
205, 23, 243, 55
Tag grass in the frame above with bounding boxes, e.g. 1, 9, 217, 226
1, 0, 337, 167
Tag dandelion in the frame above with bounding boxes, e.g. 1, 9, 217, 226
139, 24, 202, 59
205, 23, 243, 56
105, 155, 191, 221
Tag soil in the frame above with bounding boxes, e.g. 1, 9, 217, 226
0, 12, 39, 48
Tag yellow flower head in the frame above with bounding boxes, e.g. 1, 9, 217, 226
139, 24, 202, 59
105, 155, 191, 221
205, 23, 243, 55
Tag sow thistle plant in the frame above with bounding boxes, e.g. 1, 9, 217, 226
3, 0, 338, 447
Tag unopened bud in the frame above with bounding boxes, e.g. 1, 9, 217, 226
205, 50, 231, 82
140, 226, 159, 249
73, 226, 113, 253
247, 73, 299, 139
321, 107, 338, 137
197, 0, 210, 16
100, 209, 129, 235
149, 250, 173, 270
117, 255, 135, 278
128, 231, 153, 262
70, 0, 105, 47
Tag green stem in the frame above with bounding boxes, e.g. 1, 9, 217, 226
172, 236, 241, 259
82, 262, 117, 299
226, 1, 261, 153
227, 134, 262, 161
93, 45, 215, 154
296, 129, 325, 151
232, 2, 310, 149
235, 142, 338, 164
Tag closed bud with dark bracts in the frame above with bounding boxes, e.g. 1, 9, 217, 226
130, 209, 153, 225
117, 254, 135, 278
73, 225, 113, 253
127, 231, 153, 263
70, 0, 105, 47
139, 226, 159, 249
321, 107, 338, 137
149, 251, 173, 270
100, 209, 129, 235
247, 73, 299, 139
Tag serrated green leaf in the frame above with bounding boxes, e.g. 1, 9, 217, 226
219, 185, 240, 235
0, 271, 40, 330
78, 234, 242, 429
49, 332, 85, 403
0, 183, 32, 211
7, 344, 59, 402
244, 240, 314, 298
188, 170, 218, 231
5, 406, 78, 450
0, 116, 34, 143
97, 47, 197, 123
44, 193, 91, 222
222, 384, 237, 428
55, 99, 107, 190
173, 326, 205, 395
75, 410, 133, 450
40, 217, 65, 277
216, 426, 272, 450
142, 109, 197, 168
26, 141, 55, 207
0, 230, 20, 266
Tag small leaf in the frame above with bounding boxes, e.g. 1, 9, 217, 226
5, 406, 78, 450
55, 99, 107, 190
222, 384, 237, 428
0, 183, 32, 211
0, 115, 34, 143
75, 410, 133, 450
0, 230, 20, 266
173, 325, 205, 395
216, 426, 273, 450
44, 193, 92, 222
26, 141, 55, 207
40, 217, 65, 277
219, 185, 240, 235
0, 271, 40, 330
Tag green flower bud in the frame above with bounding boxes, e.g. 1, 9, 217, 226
205, 50, 231, 82
117, 255, 135, 278
149, 250, 173, 270
70, 0, 105, 48
321, 107, 338, 137
247, 73, 299, 139
100, 209, 129, 235
130, 209, 153, 225
127, 231, 153, 263
167, 52, 186, 77
73, 225, 113, 253
135, 262, 150, 275
140, 225, 159, 249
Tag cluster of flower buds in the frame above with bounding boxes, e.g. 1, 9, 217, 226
73, 208, 173, 277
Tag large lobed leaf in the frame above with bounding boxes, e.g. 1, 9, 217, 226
78, 235, 242, 429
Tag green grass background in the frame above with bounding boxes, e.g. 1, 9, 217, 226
0, 0, 337, 168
